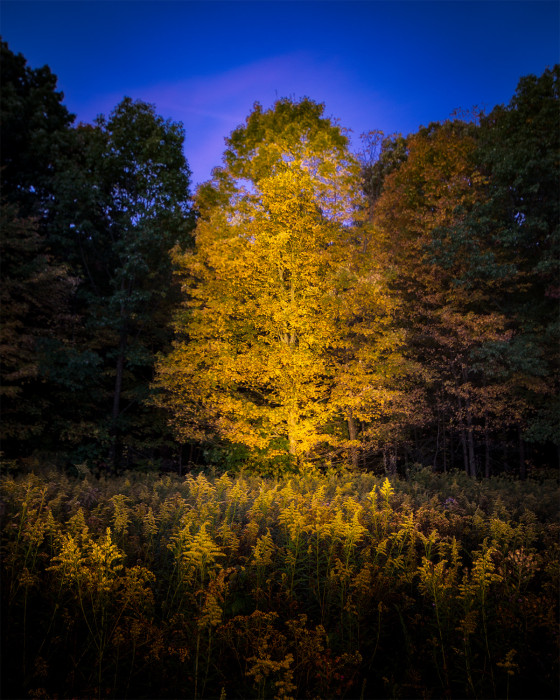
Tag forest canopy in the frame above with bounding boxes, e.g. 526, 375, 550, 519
1, 39, 558, 478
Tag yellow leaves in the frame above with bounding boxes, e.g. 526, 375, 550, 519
67, 507, 87, 536
48, 531, 86, 583
327, 507, 366, 551
379, 477, 395, 506
489, 516, 515, 550
248, 482, 279, 523
246, 651, 296, 700
457, 609, 478, 638
459, 540, 503, 603
89, 527, 124, 577
198, 568, 232, 630
497, 648, 519, 677
418, 556, 455, 600
21, 509, 47, 549
501, 548, 539, 592
367, 478, 395, 513
19, 566, 39, 589
49, 526, 124, 594
227, 478, 250, 511
198, 589, 223, 630
187, 472, 217, 507
181, 522, 225, 577
252, 528, 276, 568
141, 505, 158, 539
4, 468, 560, 699
110, 493, 130, 537
346, 508, 367, 549
119, 564, 155, 609
217, 518, 241, 557
153, 104, 375, 466
278, 500, 306, 542
349, 563, 373, 599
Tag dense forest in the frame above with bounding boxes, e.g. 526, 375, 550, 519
1, 41, 558, 478
1, 42, 559, 700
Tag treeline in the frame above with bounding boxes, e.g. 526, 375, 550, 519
1, 40, 558, 477
1, 40, 195, 471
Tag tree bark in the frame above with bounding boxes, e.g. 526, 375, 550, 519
458, 395, 470, 476
434, 408, 441, 471
460, 367, 477, 478
442, 413, 447, 473
460, 428, 469, 476
519, 429, 527, 480
466, 409, 477, 478
110, 322, 127, 470
110, 277, 129, 470
484, 415, 491, 478
112, 325, 127, 424
389, 449, 397, 476
384, 446, 397, 476
347, 411, 359, 470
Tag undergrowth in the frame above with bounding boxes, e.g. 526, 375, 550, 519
1, 466, 558, 699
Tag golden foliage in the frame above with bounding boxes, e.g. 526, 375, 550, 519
153, 99, 408, 467
2, 469, 558, 699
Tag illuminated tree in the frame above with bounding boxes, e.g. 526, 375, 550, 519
155, 98, 403, 468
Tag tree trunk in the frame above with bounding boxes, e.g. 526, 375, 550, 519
519, 429, 526, 479
287, 408, 299, 466
460, 428, 469, 476
442, 413, 447, 473
484, 415, 491, 478
389, 449, 397, 476
434, 407, 441, 471
285, 273, 299, 465
460, 367, 477, 478
347, 411, 359, 470
384, 446, 397, 476
112, 325, 127, 424
110, 322, 127, 470
110, 277, 129, 471
466, 410, 477, 478
458, 395, 470, 476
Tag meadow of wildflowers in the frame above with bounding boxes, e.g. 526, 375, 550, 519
1, 466, 558, 699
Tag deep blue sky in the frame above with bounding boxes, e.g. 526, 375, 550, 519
2, 1, 559, 186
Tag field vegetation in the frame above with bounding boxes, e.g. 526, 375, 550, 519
2, 464, 558, 699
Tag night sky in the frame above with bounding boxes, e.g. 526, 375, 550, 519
2, 0, 559, 186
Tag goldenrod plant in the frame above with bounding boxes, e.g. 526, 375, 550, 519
1, 466, 558, 698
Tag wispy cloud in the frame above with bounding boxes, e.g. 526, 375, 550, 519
143, 51, 361, 185
72, 51, 400, 186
